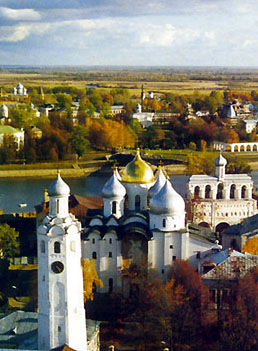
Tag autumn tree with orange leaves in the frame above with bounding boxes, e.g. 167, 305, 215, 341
242, 236, 258, 255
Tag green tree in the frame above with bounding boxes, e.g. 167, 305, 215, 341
70, 126, 89, 159
0, 223, 20, 258
0, 135, 18, 164
9, 104, 37, 128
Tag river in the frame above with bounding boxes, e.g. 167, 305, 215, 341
0, 172, 258, 214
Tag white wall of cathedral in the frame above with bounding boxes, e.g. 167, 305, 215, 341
49, 195, 69, 218
103, 197, 124, 218
122, 182, 154, 211
192, 199, 257, 229
38, 218, 87, 351
149, 231, 189, 276
149, 213, 185, 231
82, 231, 122, 293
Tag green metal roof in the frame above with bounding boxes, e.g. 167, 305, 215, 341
0, 126, 22, 134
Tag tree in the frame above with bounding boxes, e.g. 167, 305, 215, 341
81, 258, 102, 301
242, 236, 258, 254
69, 126, 89, 159
9, 104, 37, 128
186, 153, 216, 175
0, 135, 18, 164
0, 223, 20, 258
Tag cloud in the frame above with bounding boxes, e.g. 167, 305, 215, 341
0, 23, 49, 42
0, 7, 40, 20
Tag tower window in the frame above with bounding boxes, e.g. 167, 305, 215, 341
135, 195, 141, 211
92, 251, 97, 259
112, 201, 117, 214
173, 256, 176, 261
109, 252, 112, 258
56, 199, 60, 214
109, 238, 112, 244
54, 241, 61, 254
162, 218, 166, 228
108, 278, 113, 293
70, 241, 76, 252
58, 326, 61, 332
170, 245, 173, 249
92, 238, 95, 244
40, 240, 45, 253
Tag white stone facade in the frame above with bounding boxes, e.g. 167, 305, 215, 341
188, 155, 257, 231
13, 82, 27, 96
37, 175, 87, 351
214, 141, 258, 152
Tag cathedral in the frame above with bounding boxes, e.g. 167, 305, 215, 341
82, 149, 215, 293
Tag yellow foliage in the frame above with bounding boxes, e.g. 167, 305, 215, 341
81, 258, 103, 301
242, 236, 258, 255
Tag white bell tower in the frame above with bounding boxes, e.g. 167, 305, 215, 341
37, 173, 87, 351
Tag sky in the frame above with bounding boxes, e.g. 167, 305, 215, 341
0, 0, 258, 67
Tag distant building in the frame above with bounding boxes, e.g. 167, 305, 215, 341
213, 141, 258, 152
110, 105, 124, 117
0, 125, 24, 150
131, 104, 154, 127
244, 119, 257, 133
187, 154, 257, 233
13, 82, 27, 96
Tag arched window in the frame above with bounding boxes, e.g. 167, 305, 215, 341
194, 186, 200, 199
41, 240, 45, 253
230, 184, 236, 199
162, 218, 166, 228
205, 185, 211, 199
92, 251, 97, 259
112, 201, 117, 214
108, 278, 113, 293
92, 238, 95, 244
109, 238, 112, 244
135, 195, 141, 211
217, 183, 223, 199
54, 241, 61, 253
241, 185, 247, 199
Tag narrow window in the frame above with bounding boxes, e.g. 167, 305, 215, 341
54, 241, 61, 254
92, 238, 95, 244
173, 256, 176, 261
161, 269, 164, 274
109, 252, 112, 258
135, 195, 141, 211
41, 240, 45, 253
70, 241, 76, 252
92, 251, 97, 259
56, 199, 60, 214
108, 278, 113, 293
170, 245, 173, 249
162, 218, 166, 228
42, 275, 45, 281
58, 326, 61, 332
112, 201, 117, 214
109, 238, 112, 244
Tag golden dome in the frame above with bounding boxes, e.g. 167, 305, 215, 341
122, 149, 154, 184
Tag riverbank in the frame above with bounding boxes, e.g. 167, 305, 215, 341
0, 159, 257, 179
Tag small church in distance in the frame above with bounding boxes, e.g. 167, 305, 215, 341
82, 149, 217, 293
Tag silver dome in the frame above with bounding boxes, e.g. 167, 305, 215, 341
215, 154, 227, 167
48, 173, 70, 197
148, 168, 166, 199
102, 172, 126, 198
150, 179, 185, 215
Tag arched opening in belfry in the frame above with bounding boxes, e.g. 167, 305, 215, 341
54, 241, 61, 253
216, 222, 229, 234
241, 185, 247, 199
199, 222, 210, 228
234, 145, 238, 152
205, 185, 211, 199
230, 184, 236, 199
194, 186, 200, 199
135, 195, 141, 211
216, 183, 223, 199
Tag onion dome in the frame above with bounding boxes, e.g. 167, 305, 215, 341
17, 82, 23, 88
149, 167, 166, 198
215, 154, 227, 167
48, 172, 70, 197
122, 149, 154, 184
150, 179, 185, 215
102, 172, 126, 198
115, 167, 122, 181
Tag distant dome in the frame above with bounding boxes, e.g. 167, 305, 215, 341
150, 179, 185, 215
102, 172, 126, 198
17, 82, 24, 88
48, 173, 70, 197
215, 154, 227, 167
122, 149, 154, 184
149, 168, 166, 198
